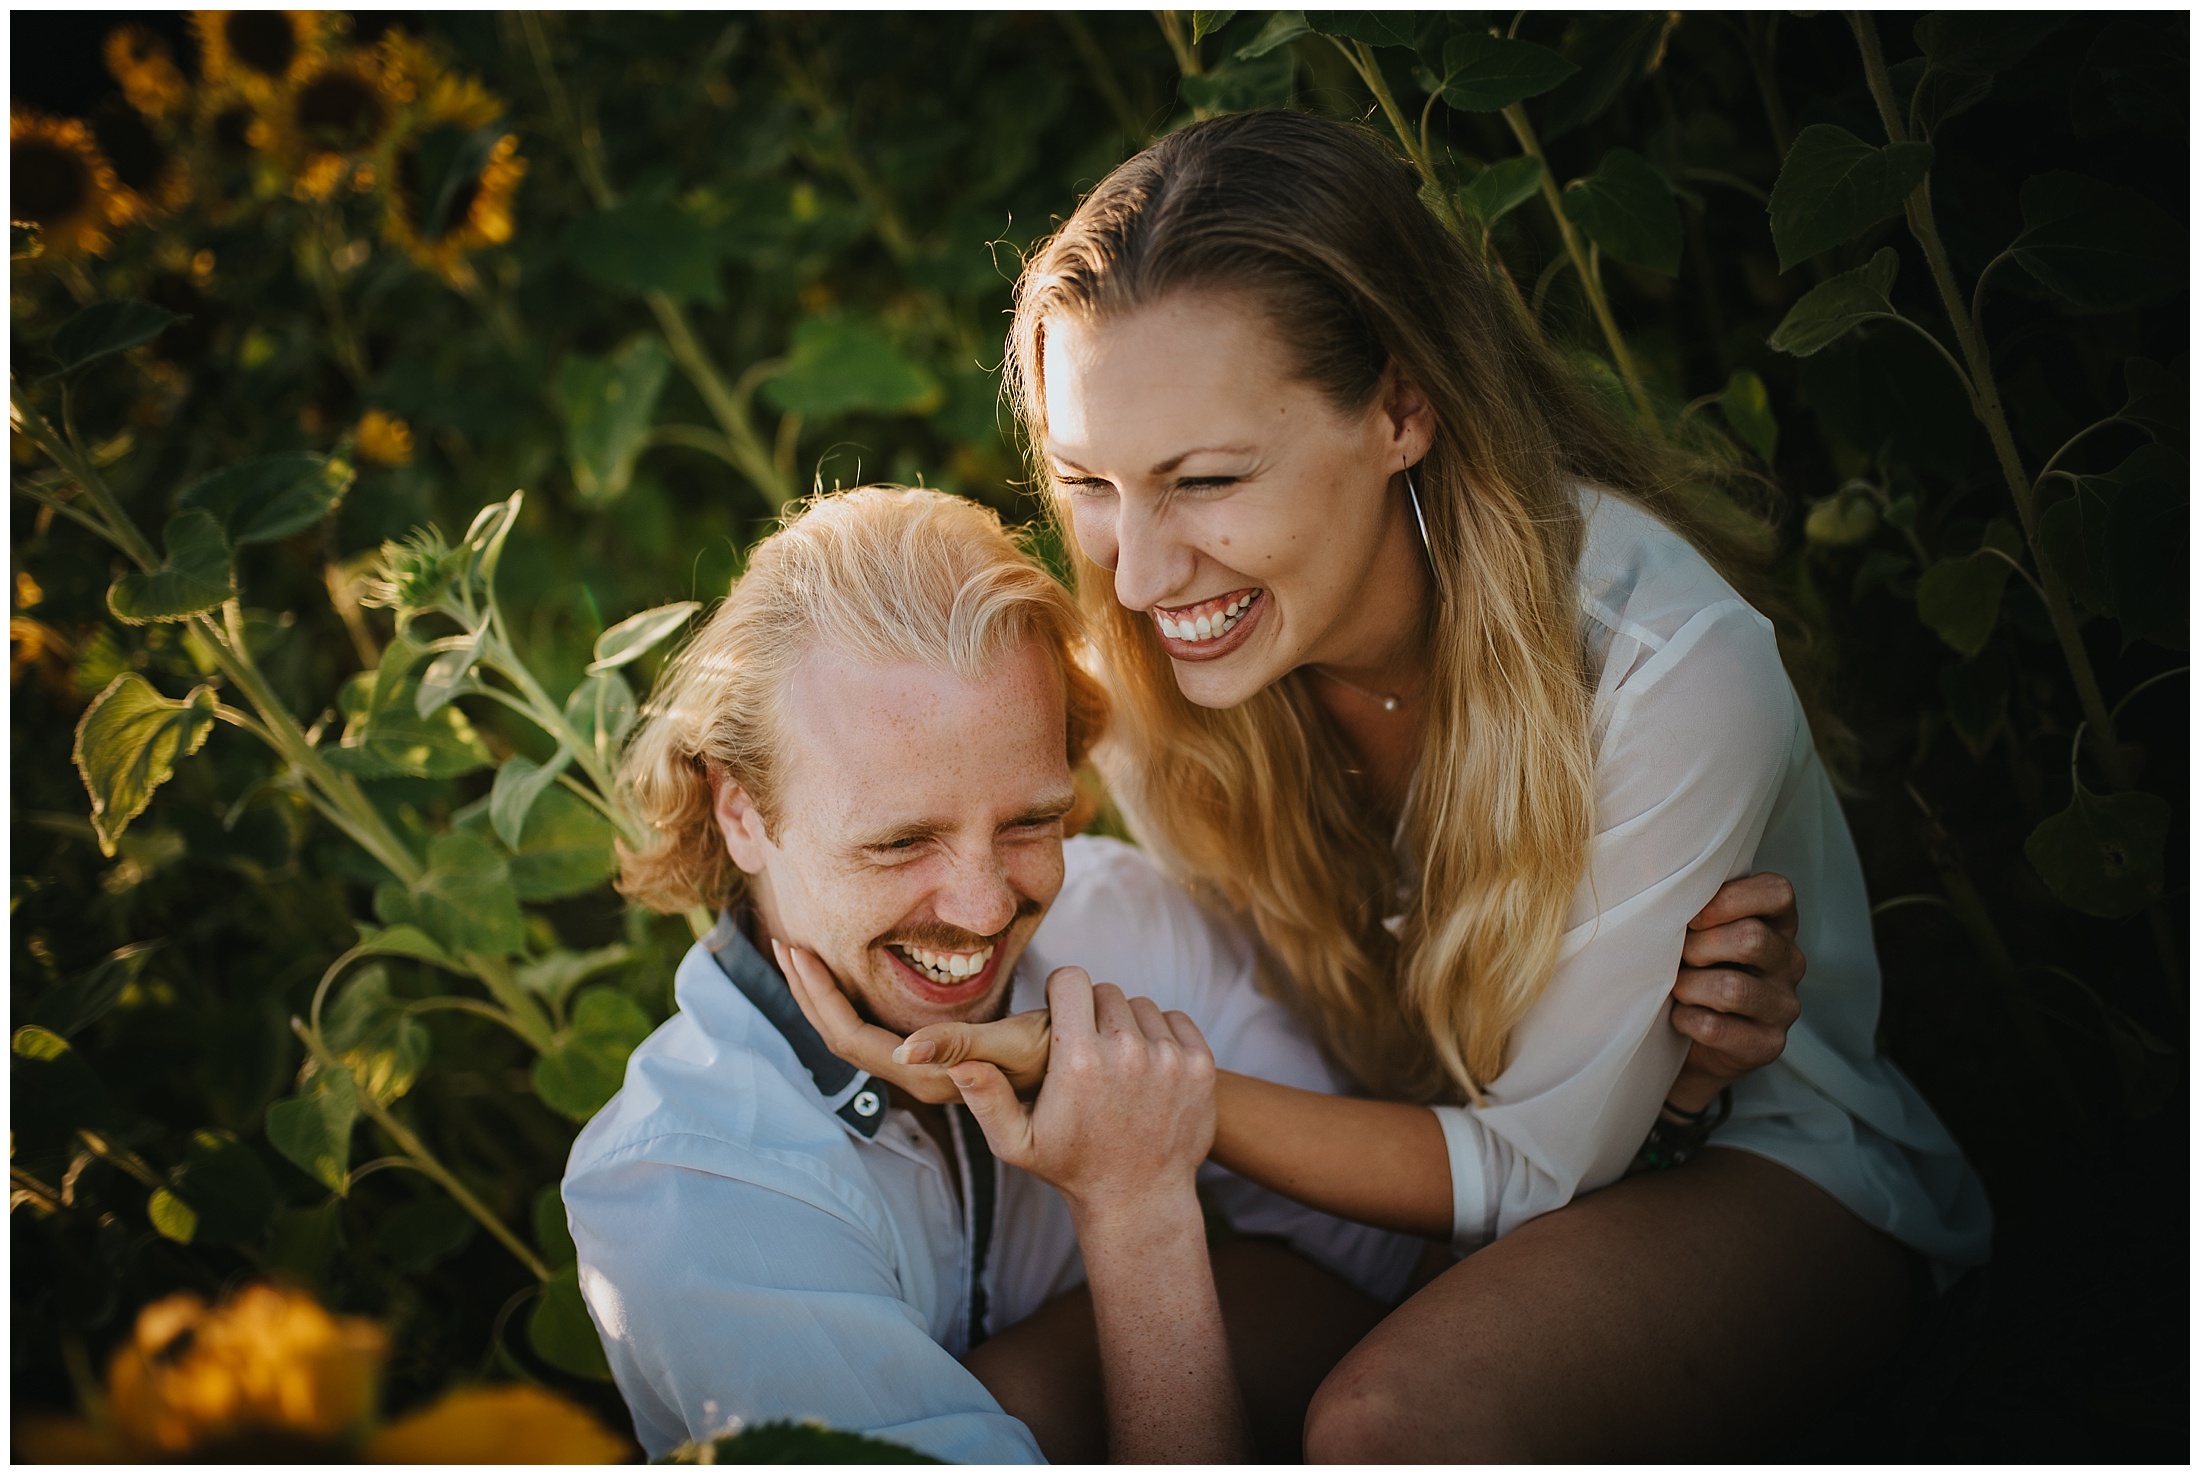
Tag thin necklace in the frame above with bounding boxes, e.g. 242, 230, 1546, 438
1312, 665, 1408, 713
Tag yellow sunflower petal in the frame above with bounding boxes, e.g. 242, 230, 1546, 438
9, 108, 128, 258
360, 1385, 632, 1465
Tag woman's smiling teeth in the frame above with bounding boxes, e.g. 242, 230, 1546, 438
1155, 590, 1261, 643
891, 942, 994, 985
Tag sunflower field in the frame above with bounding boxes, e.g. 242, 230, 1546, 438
9, 11, 2187, 1461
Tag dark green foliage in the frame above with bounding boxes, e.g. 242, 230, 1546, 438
664, 1420, 943, 1464
11, 10, 2183, 1460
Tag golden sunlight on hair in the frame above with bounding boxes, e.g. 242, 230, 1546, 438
614, 486, 1108, 915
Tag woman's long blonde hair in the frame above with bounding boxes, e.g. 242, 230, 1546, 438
1007, 112, 1776, 1103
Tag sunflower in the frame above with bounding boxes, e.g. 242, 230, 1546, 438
104, 27, 189, 122
10, 109, 138, 258
263, 51, 403, 201
188, 11, 328, 97
381, 88, 526, 287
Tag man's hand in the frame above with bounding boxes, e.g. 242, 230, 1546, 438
775, 939, 1051, 1102
946, 966, 1216, 1213
951, 966, 1248, 1463
1667, 871, 1805, 1112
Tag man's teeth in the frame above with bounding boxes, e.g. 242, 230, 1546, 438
1157, 593, 1257, 643
893, 943, 994, 985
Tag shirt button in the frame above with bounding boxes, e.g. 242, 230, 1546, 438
852, 1089, 881, 1117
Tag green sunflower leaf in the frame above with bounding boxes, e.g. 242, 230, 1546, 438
555, 335, 673, 506
1560, 148, 1681, 275
1459, 155, 1545, 227
1439, 32, 1578, 112
1769, 125, 1935, 273
1915, 520, 2025, 657
1768, 248, 1901, 357
72, 674, 218, 856
178, 453, 355, 545
108, 509, 233, 624
531, 987, 653, 1122
762, 316, 940, 420
373, 830, 527, 959
2025, 785, 2171, 918
325, 966, 431, 1106
266, 1065, 361, 1194
50, 298, 182, 375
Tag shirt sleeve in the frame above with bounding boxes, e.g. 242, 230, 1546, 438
564, 1151, 1045, 1464
1432, 601, 1801, 1251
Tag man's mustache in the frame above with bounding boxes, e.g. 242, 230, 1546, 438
869, 897, 1044, 956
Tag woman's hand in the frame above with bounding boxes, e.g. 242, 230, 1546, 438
774, 939, 1052, 1102
1666, 871, 1805, 1113
897, 1011, 1052, 1093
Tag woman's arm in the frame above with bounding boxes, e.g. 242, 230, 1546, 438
1210, 1073, 1452, 1239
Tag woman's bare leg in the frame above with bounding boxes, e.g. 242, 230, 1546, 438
1304, 1148, 1915, 1462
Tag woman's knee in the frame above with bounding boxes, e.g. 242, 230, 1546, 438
1303, 1343, 1528, 1462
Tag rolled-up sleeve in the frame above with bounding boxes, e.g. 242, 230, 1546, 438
1433, 602, 1801, 1250
565, 1150, 1044, 1463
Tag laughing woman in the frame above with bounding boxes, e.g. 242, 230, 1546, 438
987, 111, 1991, 1458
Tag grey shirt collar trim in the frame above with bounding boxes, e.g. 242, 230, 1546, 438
703, 911, 885, 1138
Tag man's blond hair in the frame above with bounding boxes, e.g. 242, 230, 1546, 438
616, 485, 1108, 914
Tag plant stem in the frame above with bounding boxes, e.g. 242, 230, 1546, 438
293, 1019, 551, 1281
10, 390, 158, 570
1847, 11, 2130, 791
1502, 104, 1660, 426
466, 952, 555, 1051
645, 292, 796, 509
194, 610, 424, 885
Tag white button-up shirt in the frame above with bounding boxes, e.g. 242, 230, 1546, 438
1428, 491, 1992, 1276
563, 836, 1421, 1462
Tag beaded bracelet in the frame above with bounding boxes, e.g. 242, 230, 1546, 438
1629, 1087, 1734, 1174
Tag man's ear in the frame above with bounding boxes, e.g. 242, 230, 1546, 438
712, 774, 772, 874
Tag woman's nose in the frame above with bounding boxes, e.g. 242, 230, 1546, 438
1109, 496, 1194, 613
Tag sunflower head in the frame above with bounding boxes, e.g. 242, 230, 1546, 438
266, 51, 401, 201
104, 27, 190, 121
189, 11, 328, 96
105, 1285, 387, 1458
10, 109, 136, 259
384, 116, 526, 286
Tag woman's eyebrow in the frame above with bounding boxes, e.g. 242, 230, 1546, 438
1049, 445, 1257, 476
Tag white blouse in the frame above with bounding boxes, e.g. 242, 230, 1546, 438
1429, 490, 1992, 1277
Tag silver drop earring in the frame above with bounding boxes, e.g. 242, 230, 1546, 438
1404, 469, 1433, 559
